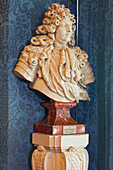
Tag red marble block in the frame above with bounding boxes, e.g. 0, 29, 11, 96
33, 102, 85, 135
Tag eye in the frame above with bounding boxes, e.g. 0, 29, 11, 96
61, 22, 66, 27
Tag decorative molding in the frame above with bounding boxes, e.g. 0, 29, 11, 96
32, 145, 89, 170
64, 147, 89, 170
32, 133, 89, 170
32, 145, 48, 170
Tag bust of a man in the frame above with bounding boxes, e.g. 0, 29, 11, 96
14, 3, 95, 103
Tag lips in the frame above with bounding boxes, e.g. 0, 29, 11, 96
66, 33, 70, 35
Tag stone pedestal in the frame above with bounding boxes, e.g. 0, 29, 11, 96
32, 133, 89, 170
33, 102, 85, 135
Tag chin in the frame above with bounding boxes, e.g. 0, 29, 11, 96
65, 38, 70, 43
57, 38, 70, 44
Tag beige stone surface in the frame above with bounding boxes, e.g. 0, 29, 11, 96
32, 133, 89, 150
14, 3, 95, 103
32, 133, 89, 170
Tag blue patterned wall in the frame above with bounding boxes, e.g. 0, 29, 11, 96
78, 0, 113, 170
77, 1, 98, 169
0, 0, 113, 170
0, 1, 9, 169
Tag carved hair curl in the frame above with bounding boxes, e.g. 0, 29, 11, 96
31, 3, 76, 47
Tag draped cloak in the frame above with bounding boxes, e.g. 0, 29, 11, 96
14, 44, 94, 103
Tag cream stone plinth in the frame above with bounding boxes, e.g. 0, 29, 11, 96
32, 133, 89, 170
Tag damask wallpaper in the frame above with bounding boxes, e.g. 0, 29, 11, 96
0, 0, 113, 170
78, 0, 113, 170
0, 1, 9, 169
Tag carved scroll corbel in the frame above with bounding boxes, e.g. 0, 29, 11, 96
63, 147, 89, 170
32, 145, 48, 170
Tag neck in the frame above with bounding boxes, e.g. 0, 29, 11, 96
54, 40, 67, 51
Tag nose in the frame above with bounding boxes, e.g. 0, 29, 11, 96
66, 24, 71, 32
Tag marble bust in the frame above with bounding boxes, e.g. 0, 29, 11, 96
14, 3, 95, 103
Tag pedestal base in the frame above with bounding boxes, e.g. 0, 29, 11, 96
33, 102, 85, 135
32, 133, 89, 170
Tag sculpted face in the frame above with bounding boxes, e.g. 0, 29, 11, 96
55, 18, 72, 45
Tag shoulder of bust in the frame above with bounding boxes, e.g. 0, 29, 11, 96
72, 46, 88, 59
